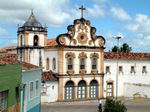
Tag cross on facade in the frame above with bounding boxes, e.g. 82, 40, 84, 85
79, 5, 86, 18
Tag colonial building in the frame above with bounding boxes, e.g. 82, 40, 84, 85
104, 52, 150, 98
17, 11, 47, 66
21, 62, 42, 112
0, 53, 21, 112
17, 7, 106, 101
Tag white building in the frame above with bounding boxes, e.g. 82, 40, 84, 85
104, 52, 150, 98
17, 10, 106, 102
41, 71, 58, 103
16, 10, 150, 102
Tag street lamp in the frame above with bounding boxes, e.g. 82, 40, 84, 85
114, 36, 122, 99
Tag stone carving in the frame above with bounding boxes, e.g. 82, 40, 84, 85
91, 69, 98, 75
59, 36, 66, 45
65, 52, 76, 58
78, 52, 87, 59
90, 53, 99, 58
56, 18, 105, 47
77, 32, 88, 45
79, 69, 87, 75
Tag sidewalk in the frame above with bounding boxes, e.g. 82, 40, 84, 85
42, 100, 99, 105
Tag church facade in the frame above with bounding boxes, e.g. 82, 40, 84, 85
17, 9, 106, 101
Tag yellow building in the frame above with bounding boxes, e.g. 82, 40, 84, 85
18, 7, 106, 102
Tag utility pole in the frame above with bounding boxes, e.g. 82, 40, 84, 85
114, 36, 121, 99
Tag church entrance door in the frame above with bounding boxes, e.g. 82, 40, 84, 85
78, 80, 86, 100
65, 81, 74, 100
90, 80, 98, 99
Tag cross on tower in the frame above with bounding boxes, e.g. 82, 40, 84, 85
79, 5, 86, 18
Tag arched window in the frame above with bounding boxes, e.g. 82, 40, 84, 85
67, 58, 73, 70
65, 81, 74, 100
33, 35, 39, 46
78, 80, 86, 99
92, 58, 97, 69
46, 58, 49, 70
90, 80, 98, 99
53, 58, 56, 70
80, 58, 85, 69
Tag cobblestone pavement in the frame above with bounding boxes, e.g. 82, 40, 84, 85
41, 100, 150, 112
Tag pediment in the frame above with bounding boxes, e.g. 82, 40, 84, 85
56, 18, 105, 48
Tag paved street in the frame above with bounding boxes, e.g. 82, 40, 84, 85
41, 100, 150, 112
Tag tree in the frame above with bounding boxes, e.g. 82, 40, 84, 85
103, 98, 127, 112
112, 46, 119, 52
111, 43, 132, 53
120, 43, 132, 53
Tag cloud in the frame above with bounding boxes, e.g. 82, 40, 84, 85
0, 0, 74, 27
87, 4, 105, 18
127, 14, 150, 33
0, 27, 9, 36
111, 7, 131, 21
0, 0, 107, 27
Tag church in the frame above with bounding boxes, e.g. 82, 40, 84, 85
17, 6, 106, 102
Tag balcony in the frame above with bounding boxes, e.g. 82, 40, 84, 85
91, 69, 98, 75
79, 69, 87, 75
67, 70, 74, 75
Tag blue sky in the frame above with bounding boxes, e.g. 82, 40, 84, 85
0, 0, 150, 52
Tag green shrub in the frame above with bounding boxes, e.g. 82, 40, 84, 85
104, 98, 127, 112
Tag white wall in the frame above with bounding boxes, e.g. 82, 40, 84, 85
104, 59, 150, 98
28, 33, 46, 46
41, 81, 58, 103
124, 83, 150, 98
29, 49, 44, 66
44, 49, 58, 72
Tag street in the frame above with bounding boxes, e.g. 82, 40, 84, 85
41, 100, 150, 112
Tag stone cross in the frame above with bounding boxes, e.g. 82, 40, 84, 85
79, 5, 86, 18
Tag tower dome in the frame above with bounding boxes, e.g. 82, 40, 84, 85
23, 11, 42, 27
18, 11, 47, 33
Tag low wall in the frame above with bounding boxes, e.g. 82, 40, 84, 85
124, 83, 150, 98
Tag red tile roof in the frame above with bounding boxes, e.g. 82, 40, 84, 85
22, 62, 39, 70
46, 39, 57, 47
42, 71, 58, 81
0, 53, 39, 70
0, 53, 18, 64
104, 52, 150, 61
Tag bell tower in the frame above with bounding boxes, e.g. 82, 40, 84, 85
17, 11, 47, 66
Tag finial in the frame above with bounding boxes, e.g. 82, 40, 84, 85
79, 5, 86, 18
31, 8, 34, 15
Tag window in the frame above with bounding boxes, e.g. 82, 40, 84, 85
39, 50, 42, 66
67, 58, 73, 70
0, 91, 8, 112
80, 59, 85, 69
30, 82, 34, 99
92, 58, 97, 70
130, 66, 135, 73
106, 66, 110, 73
119, 66, 123, 73
142, 66, 147, 74
41, 84, 47, 95
20, 35, 23, 47
46, 58, 49, 70
106, 82, 113, 97
52, 86, 54, 90
33, 35, 39, 46
53, 58, 56, 70
65, 81, 74, 100
36, 81, 39, 96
